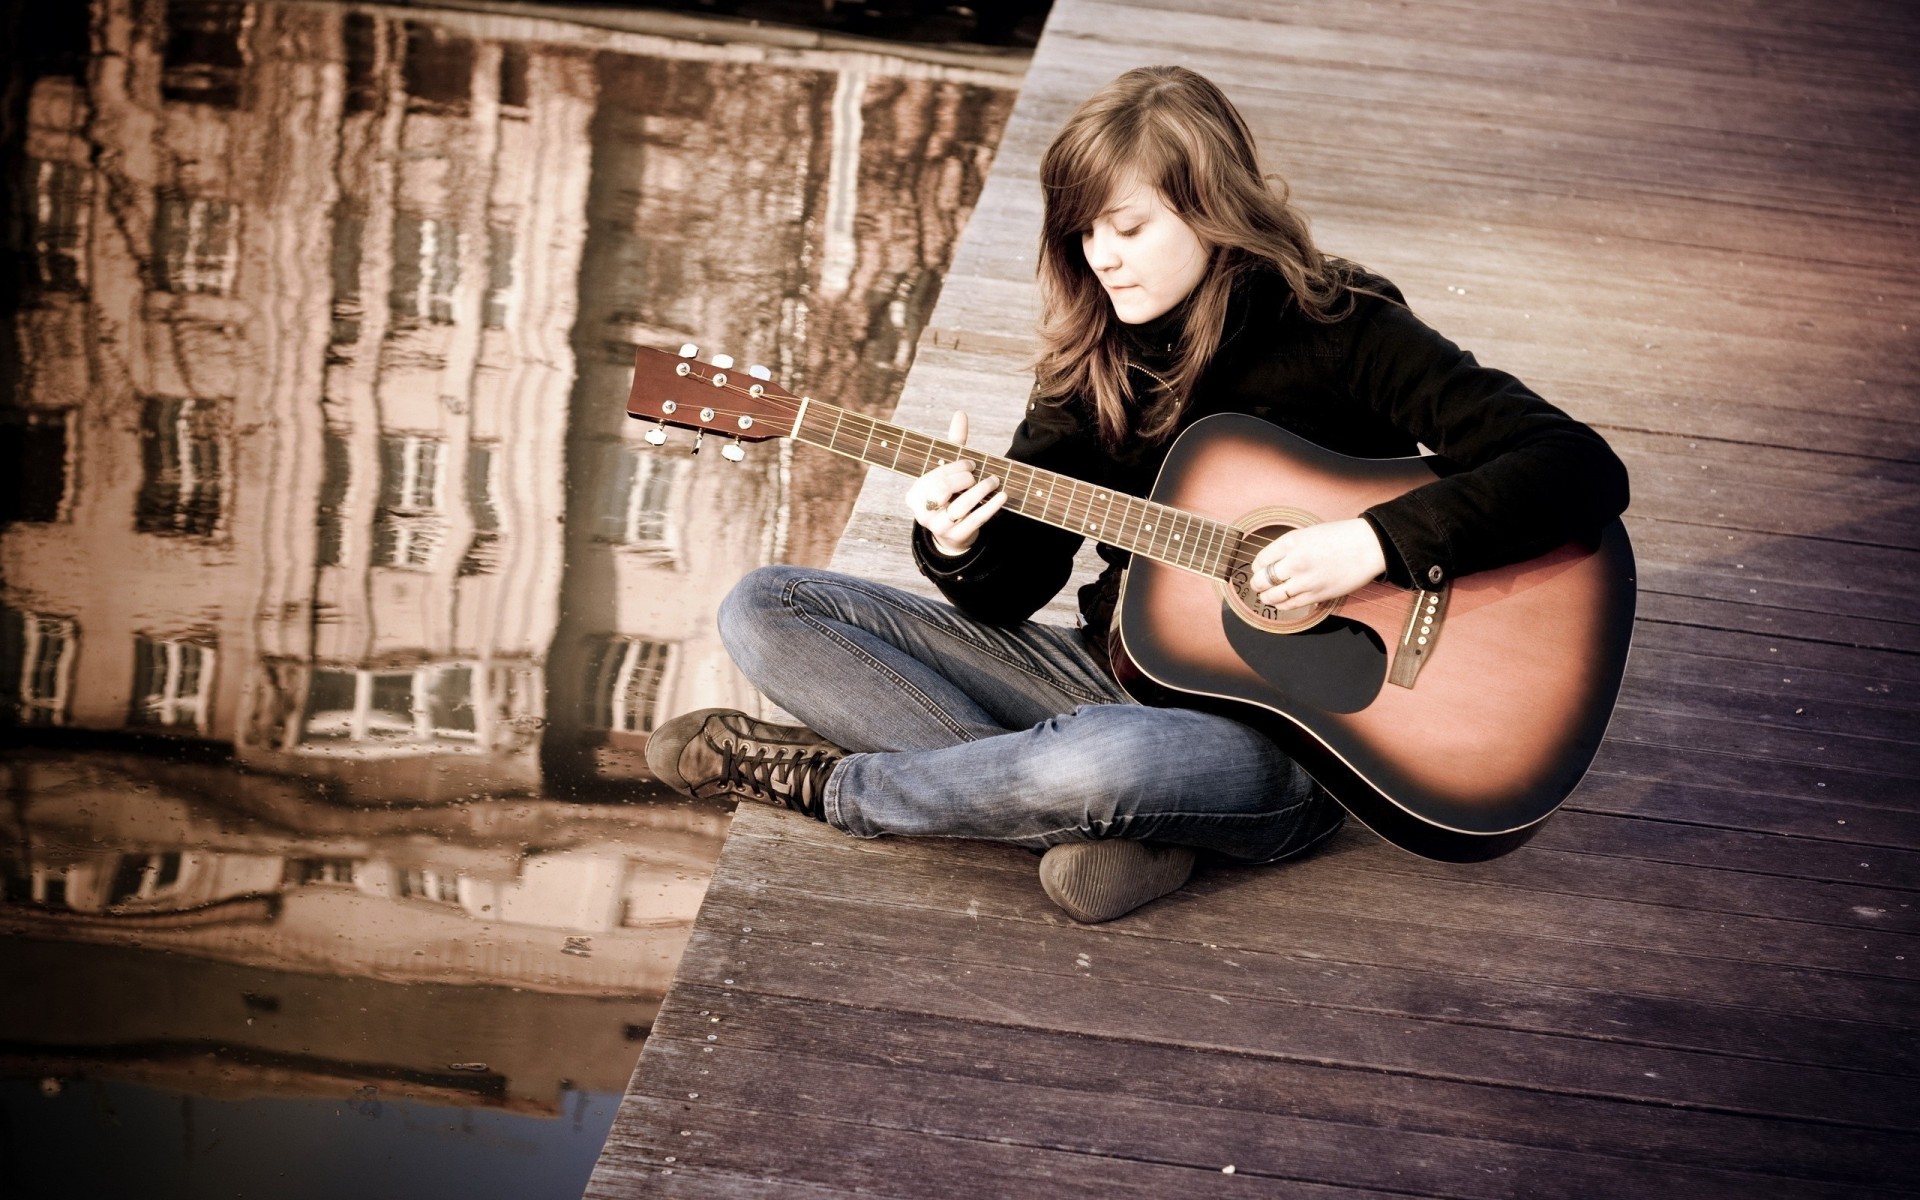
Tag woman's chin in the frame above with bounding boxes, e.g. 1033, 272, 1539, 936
1109, 295, 1166, 324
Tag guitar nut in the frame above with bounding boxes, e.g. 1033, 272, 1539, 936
711, 372, 728, 387
700, 407, 715, 422
737, 416, 754, 430
661, 400, 677, 414
675, 363, 690, 376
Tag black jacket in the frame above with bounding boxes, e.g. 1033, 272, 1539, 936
913, 266, 1630, 651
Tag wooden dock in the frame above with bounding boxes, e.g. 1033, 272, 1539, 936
589, 0, 1920, 1194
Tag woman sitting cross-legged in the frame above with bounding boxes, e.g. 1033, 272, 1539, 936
646, 65, 1628, 923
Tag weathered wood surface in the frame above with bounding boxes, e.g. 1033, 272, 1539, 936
590, 0, 1920, 1193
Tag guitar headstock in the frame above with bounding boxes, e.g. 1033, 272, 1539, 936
627, 344, 799, 457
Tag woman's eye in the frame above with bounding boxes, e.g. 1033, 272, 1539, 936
1118, 225, 1143, 238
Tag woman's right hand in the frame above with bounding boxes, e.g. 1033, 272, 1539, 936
906, 410, 1006, 557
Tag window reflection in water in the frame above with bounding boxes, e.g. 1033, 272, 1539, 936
136, 397, 227, 537
0, 0, 1022, 1192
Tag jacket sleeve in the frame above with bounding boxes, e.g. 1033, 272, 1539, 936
1346, 297, 1630, 589
911, 396, 1090, 625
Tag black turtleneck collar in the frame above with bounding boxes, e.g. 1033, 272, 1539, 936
1116, 295, 1190, 366
1115, 265, 1287, 368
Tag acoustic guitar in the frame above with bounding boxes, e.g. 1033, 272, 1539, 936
627, 345, 1636, 862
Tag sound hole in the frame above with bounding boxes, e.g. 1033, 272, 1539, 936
1228, 523, 1309, 622
1222, 520, 1328, 634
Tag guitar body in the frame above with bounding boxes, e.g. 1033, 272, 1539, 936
1113, 413, 1636, 863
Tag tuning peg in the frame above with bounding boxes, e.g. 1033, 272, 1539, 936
690, 428, 705, 455
721, 439, 745, 462
644, 421, 667, 446
678, 343, 698, 358
710, 354, 735, 369
748, 364, 771, 381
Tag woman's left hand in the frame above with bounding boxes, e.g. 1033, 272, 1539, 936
1249, 518, 1389, 608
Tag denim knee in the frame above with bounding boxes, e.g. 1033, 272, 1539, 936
716, 564, 801, 669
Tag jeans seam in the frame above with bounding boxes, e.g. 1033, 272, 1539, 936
977, 801, 1315, 843
1021, 791, 1323, 852
781, 575, 979, 744
787, 572, 1117, 709
823, 754, 861, 832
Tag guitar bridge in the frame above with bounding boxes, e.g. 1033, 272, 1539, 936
1388, 586, 1448, 689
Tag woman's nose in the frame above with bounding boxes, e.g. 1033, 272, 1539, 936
1084, 230, 1119, 271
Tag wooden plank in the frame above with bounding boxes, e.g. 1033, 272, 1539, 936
629, 986, 1920, 1194
1585, 739, 1915, 816
1626, 623, 1920, 693
1601, 706, 1919, 780
1627, 518, 1920, 622
1619, 679, 1916, 749
1116, 0, 1920, 89
1348, 841, 1919, 935
596, 1092, 1410, 1199
717, 816, 1919, 1032
1055, 4, 1920, 193
692, 866, 1920, 1087
1622, 655, 1919, 722
1613, 435, 1920, 550
1569, 768, 1920, 851
1636, 590, 1920, 653
1250, 869, 1910, 981
1531, 809, 1920, 890
664, 848, 1920, 1136
626, 1029, 1901, 1199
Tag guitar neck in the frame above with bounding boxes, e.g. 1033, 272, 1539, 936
792, 400, 1242, 578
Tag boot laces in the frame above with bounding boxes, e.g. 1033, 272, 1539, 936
712, 730, 837, 817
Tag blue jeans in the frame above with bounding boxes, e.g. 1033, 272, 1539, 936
717, 565, 1341, 862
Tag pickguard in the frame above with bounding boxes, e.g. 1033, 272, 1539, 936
1221, 603, 1388, 714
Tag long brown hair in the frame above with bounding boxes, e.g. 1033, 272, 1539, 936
1035, 66, 1354, 448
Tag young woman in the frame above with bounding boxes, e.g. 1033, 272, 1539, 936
647, 66, 1629, 922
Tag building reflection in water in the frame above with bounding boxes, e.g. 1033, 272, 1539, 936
0, 0, 1017, 1191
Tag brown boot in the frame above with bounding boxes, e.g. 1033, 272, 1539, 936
646, 708, 843, 819
1038, 839, 1195, 923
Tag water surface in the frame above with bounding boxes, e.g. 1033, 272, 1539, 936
0, 2, 1019, 1193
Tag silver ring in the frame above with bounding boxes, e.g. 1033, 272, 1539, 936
922, 496, 944, 513
1276, 583, 1291, 602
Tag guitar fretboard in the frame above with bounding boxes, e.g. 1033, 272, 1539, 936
795, 403, 1246, 578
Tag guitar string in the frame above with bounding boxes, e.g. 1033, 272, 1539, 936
654, 389, 1252, 574
640, 378, 1417, 618
638, 367, 1421, 622
639, 381, 1245, 567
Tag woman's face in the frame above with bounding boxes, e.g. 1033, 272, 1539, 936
1080, 177, 1210, 324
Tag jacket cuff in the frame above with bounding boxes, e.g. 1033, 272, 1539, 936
912, 522, 990, 583
1361, 496, 1452, 590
